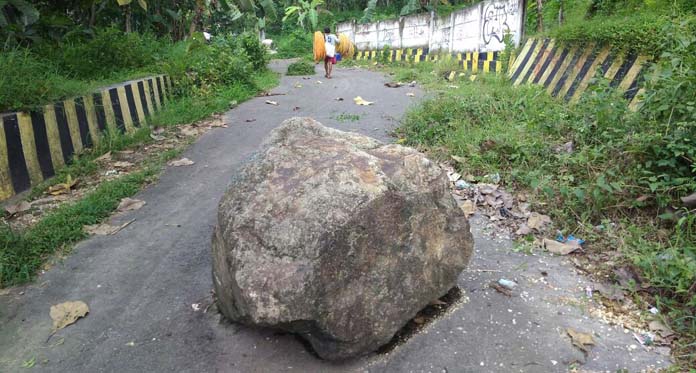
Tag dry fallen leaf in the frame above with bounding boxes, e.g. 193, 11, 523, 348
593, 283, 625, 301
152, 127, 165, 135
179, 126, 199, 137
265, 100, 279, 106
208, 119, 227, 128
117, 198, 146, 212
5, 201, 31, 216
648, 320, 675, 338
50, 301, 89, 331
168, 158, 195, 167
95, 152, 112, 163
353, 96, 374, 106
335, 97, 344, 101
544, 238, 581, 255
460, 200, 476, 217
406, 92, 416, 97
527, 212, 552, 230
384, 82, 403, 88
84, 219, 135, 236
566, 328, 595, 353
515, 224, 532, 236
113, 161, 134, 169
48, 175, 79, 196
150, 133, 165, 141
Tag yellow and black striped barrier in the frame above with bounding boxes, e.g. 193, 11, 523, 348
0, 75, 172, 200
355, 48, 503, 74
508, 38, 649, 108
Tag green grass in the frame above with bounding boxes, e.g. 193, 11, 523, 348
0, 49, 158, 113
0, 68, 279, 288
286, 60, 316, 76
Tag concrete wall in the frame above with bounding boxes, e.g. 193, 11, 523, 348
0, 75, 172, 200
336, 0, 524, 53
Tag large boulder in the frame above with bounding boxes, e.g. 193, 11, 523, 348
212, 118, 473, 360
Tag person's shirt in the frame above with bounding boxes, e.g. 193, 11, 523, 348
325, 34, 338, 46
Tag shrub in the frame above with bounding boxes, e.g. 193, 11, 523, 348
240, 32, 269, 70
286, 60, 315, 75
162, 35, 255, 97
53, 27, 164, 79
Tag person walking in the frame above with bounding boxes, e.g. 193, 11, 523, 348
323, 27, 338, 79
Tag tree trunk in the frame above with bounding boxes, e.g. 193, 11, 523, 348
558, 0, 564, 26
89, 2, 97, 28
189, 0, 204, 38
125, 4, 132, 33
536, 0, 543, 32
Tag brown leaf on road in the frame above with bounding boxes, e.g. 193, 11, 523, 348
566, 328, 595, 353
459, 200, 476, 217
384, 82, 403, 88
5, 201, 31, 217
168, 158, 195, 167
544, 238, 581, 255
490, 282, 512, 296
527, 212, 552, 230
50, 301, 89, 331
117, 198, 146, 212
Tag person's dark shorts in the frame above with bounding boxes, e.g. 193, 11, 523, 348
325, 56, 336, 64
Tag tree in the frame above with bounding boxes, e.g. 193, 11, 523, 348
283, 0, 325, 31
117, 0, 147, 33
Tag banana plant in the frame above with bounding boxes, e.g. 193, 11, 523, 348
282, 0, 325, 31
229, 0, 278, 39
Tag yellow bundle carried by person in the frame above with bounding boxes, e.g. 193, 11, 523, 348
313, 31, 325, 62
314, 31, 355, 62
336, 34, 355, 59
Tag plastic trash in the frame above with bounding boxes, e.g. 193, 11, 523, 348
455, 180, 471, 190
498, 279, 517, 290
556, 232, 585, 246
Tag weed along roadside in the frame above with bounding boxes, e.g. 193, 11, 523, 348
0, 33, 279, 288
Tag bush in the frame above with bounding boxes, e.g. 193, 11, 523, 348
51, 27, 164, 79
161, 34, 256, 97
286, 60, 315, 75
0, 49, 88, 112
240, 32, 269, 70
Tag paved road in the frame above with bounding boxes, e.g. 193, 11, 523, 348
0, 60, 669, 372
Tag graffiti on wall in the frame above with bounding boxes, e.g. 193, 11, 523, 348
335, 0, 523, 53
482, 1, 518, 45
